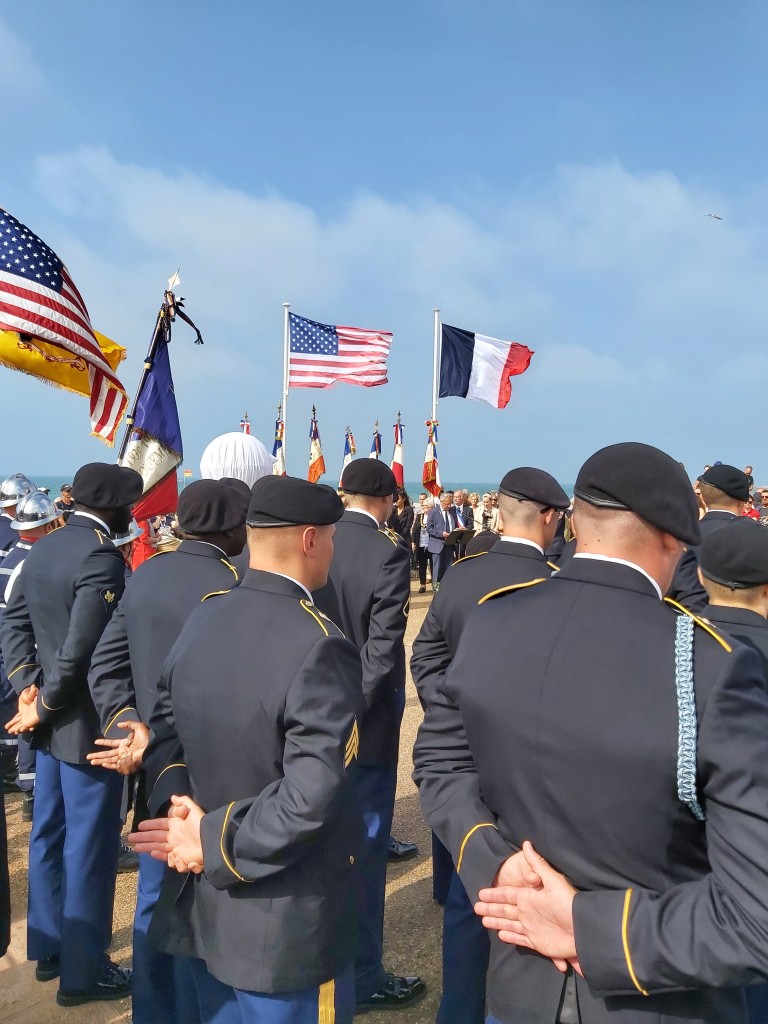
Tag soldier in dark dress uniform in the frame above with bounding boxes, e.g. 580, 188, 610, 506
130, 476, 363, 1024
411, 467, 569, 1024
415, 443, 768, 1024
314, 459, 426, 1013
1, 463, 142, 1007
698, 517, 768, 1024
87, 480, 247, 1024
668, 463, 749, 612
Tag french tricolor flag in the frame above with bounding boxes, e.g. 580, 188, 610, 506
439, 324, 533, 409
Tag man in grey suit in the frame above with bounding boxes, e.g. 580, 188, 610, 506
426, 492, 462, 587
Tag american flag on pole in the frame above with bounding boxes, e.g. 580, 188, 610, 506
0, 208, 128, 444
288, 312, 392, 388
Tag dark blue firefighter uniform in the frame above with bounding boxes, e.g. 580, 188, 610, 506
414, 556, 768, 1024
314, 510, 411, 1002
88, 539, 239, 1024
0, 513, 127, 994
142, 570, 364, 1023
411, 539, 554, 1024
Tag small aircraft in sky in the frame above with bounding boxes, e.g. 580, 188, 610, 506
706, 213, 723, 220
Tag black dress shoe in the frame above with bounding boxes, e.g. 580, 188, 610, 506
21, 792, 34, 822
387, 836, 419, 862
356, 974, 427, 1013
35, 954, 61, 982
117, 840, 139, 873
56, 960, 132, 1006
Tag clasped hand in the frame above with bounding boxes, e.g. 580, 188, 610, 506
128, 794, 205, 875
4, 685, 40, 735
475, 840, 582, 976
86, 720, 150, 775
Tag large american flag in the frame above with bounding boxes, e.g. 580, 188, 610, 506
0, 208, 128, 444
288, 312, 392, 388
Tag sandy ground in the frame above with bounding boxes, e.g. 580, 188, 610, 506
0, 589, 444, 1023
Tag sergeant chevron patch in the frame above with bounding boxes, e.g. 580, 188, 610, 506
344, 718, 359, 769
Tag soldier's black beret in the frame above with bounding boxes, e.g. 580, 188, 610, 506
698, 464, 750, 502
340, 459, 397, 497
498, 468, 570, 510
700, 518, 768, 588
71, 463, 143, 510
218, 477, 252, 516
574, 442, 701, 546
247, 476, 344, 528
177, 480, 246, 534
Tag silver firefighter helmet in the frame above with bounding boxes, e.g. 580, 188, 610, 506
0, 473, 35, 509
11, 490, 61, 530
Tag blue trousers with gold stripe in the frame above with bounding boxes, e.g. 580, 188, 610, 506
27, 751, 123, 992
188, 958, 354, 1023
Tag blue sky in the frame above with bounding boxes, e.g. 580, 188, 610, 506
2, 1, 768, 486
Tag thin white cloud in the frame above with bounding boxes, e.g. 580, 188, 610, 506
0, 19, 45, 94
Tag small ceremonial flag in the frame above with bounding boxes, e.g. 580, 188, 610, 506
273, 410, 286, 476
0, 207, 129, 443
240, 412, 251, 435
440, 324, 533, 409
369, 422, 382, 460
340, 427, 356, 485
391, 414, 404, 488
288, 312, 392, 388
183, 469, 193, 478
120, 329, 182, 519
308, 407, 326, 483
422, 419, 441, 497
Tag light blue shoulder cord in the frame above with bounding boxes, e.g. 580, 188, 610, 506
674, 614, 706, 821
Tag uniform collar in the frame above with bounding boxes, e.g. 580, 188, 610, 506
704, 604, 768, 629
178, 538, 229, 561
572, 553, 662, 598
70, 510, 111, 534
238, 568, 313, 602
703, 509, 740, 520
341, 508, 381, 528
497, 536, 545, 556
557, 554, 662, 599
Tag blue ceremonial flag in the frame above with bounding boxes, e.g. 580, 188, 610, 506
120, 332, 182, 514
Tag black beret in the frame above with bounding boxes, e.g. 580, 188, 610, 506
71, 463, 143, 509
574, 442, 701, 546
700, 518, 768, 588
177, 480, 247, 534
218, 477, 252, 517
340, 459, 397, 498
698, 464, 750, 502
247, 476, 344, 528
498, 467, 570, 510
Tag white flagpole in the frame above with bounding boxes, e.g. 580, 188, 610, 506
282, 302, 290, 469
432, 307, 441, 421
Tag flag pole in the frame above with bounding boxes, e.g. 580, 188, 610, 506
282, 302, 291, 469
432, 307, 441, 421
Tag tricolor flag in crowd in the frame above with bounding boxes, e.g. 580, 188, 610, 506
391, 415, 404, 488
240, 412, 251, 435
422, 419, 441, 497
308, 407, 326, 483
0, 207, 129, 444
288, 312, 392, 389
119, 329, 182, 519
369, 423, 382, 460
272, 411, 286, 476
340, 427, 356, 485
439, 323, 533, 409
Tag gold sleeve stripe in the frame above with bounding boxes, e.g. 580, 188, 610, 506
477, 578, 547, 605
456, 822, 497, 873
40, 693, 66, 711
453, 552, 488, 565
154, 762, 186, 783
318, 978, 336, 1023
104, 707, 137, 735
621, 888, 649, 996
201, 589, 232, 603
663, 597, 733, 652
300, 600, 330, 636
8, 662, 39, 679
221, 559, 239, 579
220, 802, 249, 882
